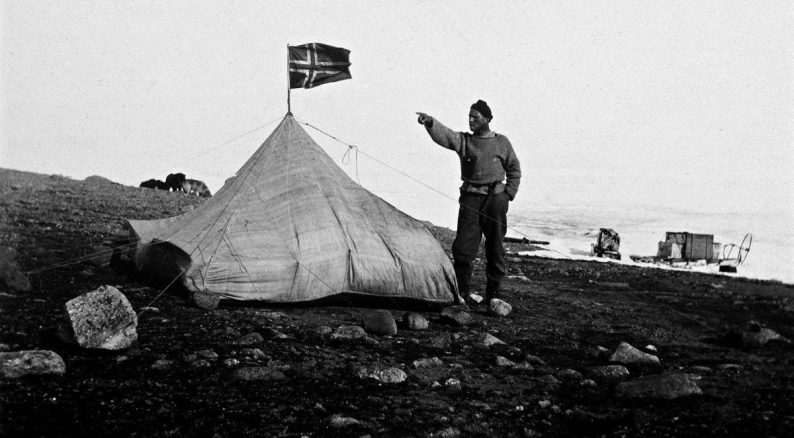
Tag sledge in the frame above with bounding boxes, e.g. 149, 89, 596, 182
630, 231, 752, 274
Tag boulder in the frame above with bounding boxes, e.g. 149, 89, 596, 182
488, 298, 512, 317
0, 350, 66, 378
609, 342, 660, 366
362, 309, 397, 336
61, 285, 137, 350
402, 312, 429, 330
614, 372, 703, 400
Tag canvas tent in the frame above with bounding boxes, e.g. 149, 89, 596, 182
128, 114, 461, 305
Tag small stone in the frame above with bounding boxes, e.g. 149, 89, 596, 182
477, 333, 506, 348
413, 357, 444, 369
236, 348, 269, 362
403, 312, 429, 330
588, 365, 630, 381
331, 325, 368, 341
690, 365, 713, 374
495, 356, 516, 367
533, 374, 560, 392
195, 349, 219, 361
190, 359, 212, 368
428, 334, 453, 349
232, 366, 286, 381
512, 362, 535, 372
488, 298, 512, 317
356, 366, 407, 384
524, 354, 546, 365
223, 358, 240, 367
444, 378, 462, 392
0, 350, 66, 378
211, 327, 242, 340
556, 368, 583, 382
587, 345, 611, 359
362, 309, 398, 336
716, 363, 742, 371
538, 400, 552, 408
609, 342, 660, 366
429, 426, 461, 438
151, 359, 174, 370
262, 327, 290, 339
580, 379, 597, 388
232, 332, 264, 345
440, 305, 474, 326
328, 414, 360, 428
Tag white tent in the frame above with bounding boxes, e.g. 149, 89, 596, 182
128, 114, 460, 306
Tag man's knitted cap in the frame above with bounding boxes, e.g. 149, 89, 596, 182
470, 100, 492, 120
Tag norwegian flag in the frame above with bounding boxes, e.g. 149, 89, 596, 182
288, 43, 351, 89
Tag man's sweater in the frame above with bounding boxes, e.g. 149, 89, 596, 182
426, 119, 521, 200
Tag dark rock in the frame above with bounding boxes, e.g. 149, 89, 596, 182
191, 291, 219, 309
403, 312, 429, 330
440, 305, 474, 326
362, 309, 397, 336
232, 332, 264, 345
232, 366, 286, 381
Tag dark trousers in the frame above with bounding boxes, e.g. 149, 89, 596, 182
452, 191, 509, 298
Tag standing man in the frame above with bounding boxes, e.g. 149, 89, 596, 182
417, 100, 521, 305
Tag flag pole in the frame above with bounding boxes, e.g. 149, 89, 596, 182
287, 44, 292, 115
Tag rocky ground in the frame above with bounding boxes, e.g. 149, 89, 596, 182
1, 167, 793, 438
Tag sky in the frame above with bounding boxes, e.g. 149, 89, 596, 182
2, 1, 792, 232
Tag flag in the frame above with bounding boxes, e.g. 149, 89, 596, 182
288, 43, 351, 89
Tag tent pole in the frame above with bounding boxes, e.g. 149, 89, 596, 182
287, 44, 292, 115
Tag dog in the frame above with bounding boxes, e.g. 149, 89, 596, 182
165, 173, 186, 192
182, 179, 212, 198
140, 179, 169, 190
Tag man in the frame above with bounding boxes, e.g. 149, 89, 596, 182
417, 100, 521, 305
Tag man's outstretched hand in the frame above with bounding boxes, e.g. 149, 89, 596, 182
416, 112, 433, 126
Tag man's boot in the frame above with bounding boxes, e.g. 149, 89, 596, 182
485, 280, 501, 302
